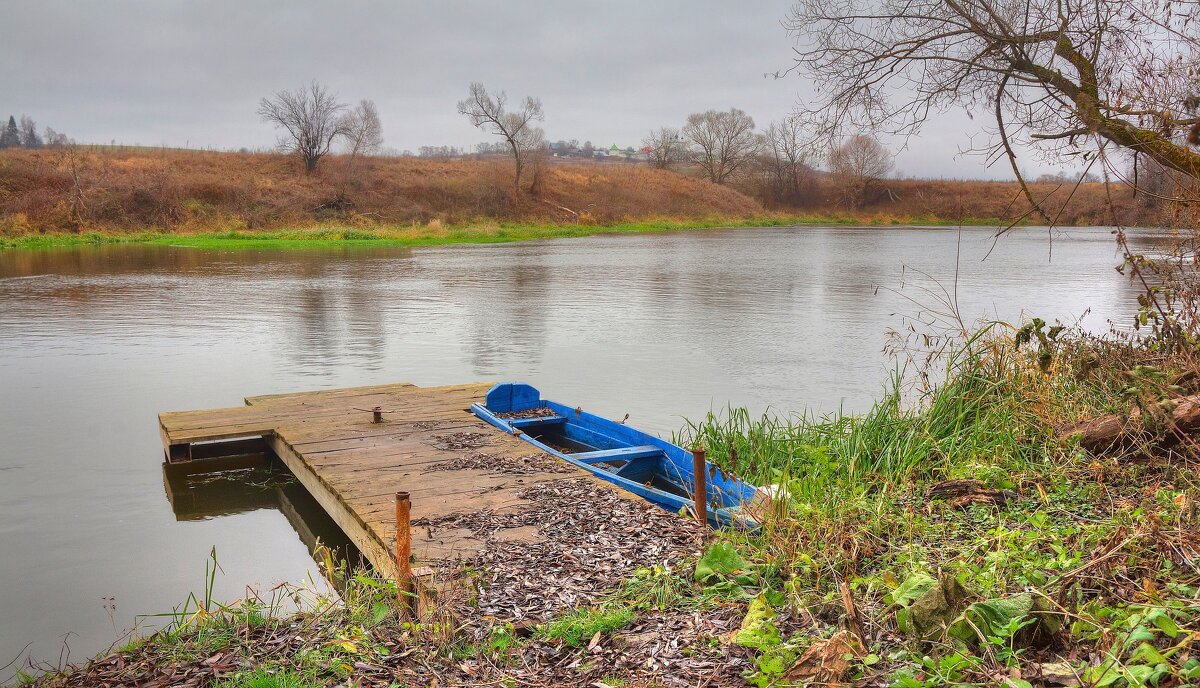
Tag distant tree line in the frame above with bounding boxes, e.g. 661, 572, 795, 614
0, 114, 71, 149
250, 77, 1133, 213
638, 109, 894, 208
250, 79, 900, 209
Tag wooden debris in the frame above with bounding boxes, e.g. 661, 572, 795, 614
927, 479, 1015, 507
1061, 393, 1200, 454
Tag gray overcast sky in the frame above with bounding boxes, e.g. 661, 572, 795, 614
0, 1, 1051, 179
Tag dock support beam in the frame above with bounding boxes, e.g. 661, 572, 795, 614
691, 446, 707, 525
395, 491, 412, 614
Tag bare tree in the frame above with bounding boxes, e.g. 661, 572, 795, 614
57, 143, 89, 229
457, 82, 545, 194
43, 127, 70, 147
642, 127, 687, 170
331, 99, 384, 205
762, 116, 815, 203
827, 135, 892, 208
420, 145, 465, 158
783, 0, 1200, 214
340, 99, 384, 160
258, 80, 347, 173
1129, 152, 1196, 208
18, 116, 42, 148
682, 109, 761, 184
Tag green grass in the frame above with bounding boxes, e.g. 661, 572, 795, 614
0, 214, 1016, 252
535, 605, 635, 647
676, 325, 1200, 686
216, 668, 315, 688
679, 326, 1048, 500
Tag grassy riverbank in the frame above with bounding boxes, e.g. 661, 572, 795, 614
0, 213, 1018, 252
674, 326, 1200, 686
20, 326, 1200, 687
1, 147, 1154, 250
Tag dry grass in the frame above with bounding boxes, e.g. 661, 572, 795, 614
741, 174, 1160, 226
0, 147, 762, 235
0, 146, 1169, 239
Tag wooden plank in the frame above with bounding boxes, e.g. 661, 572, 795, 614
160, 383, 488, 437
245, 382, 418, 406
572, 445, 662, 462
267, 434, 397, 579
156, 380, 637, 575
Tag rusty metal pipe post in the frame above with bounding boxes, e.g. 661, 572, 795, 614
691, 446, 707, 525
394, 491, 412, 614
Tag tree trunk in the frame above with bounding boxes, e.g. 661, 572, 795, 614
1060, 394, 1200, 454
511, 145, 523, 198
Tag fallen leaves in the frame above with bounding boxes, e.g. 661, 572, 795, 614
427, 451, 573, 475
783, 630, 865, 686
430, 432, 494, 450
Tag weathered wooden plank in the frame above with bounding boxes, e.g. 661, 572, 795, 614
156, 380, 621, 574
267, 434, 397, 579
161, 383, 488, 437
244, 382, 418, 406
298, 444, 554, 475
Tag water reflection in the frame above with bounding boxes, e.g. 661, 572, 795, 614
162, 460, 363, 569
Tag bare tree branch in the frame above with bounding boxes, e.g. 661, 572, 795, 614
457, 82, 545, 195
641, 127, 687, 170
827, 134, 893, 207
785, 0, 1200, 184
258, 80, 348, 173
682, 109, 761, 184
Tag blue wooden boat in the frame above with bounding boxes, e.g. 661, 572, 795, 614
470, 383, 758, 527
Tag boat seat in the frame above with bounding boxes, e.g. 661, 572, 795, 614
570, 445, 662, 464
507, 414, 567, 428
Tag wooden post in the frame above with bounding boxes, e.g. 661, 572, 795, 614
394, 491, 412, 613
372, 406, 384, 424
691, 446, 707, 525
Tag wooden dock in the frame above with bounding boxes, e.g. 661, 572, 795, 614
158, 382, 599, 580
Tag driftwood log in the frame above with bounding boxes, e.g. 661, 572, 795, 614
926, 479, 1015, 507
1061, 393, 1200, 454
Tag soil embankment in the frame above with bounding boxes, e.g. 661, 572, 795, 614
0, 147, 1166, 245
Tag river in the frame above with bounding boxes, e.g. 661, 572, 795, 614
0, 225, 1164, 675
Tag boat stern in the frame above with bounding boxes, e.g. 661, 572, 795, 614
483, 382, 542, 413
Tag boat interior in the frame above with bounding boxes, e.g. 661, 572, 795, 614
503, 411, 691, 499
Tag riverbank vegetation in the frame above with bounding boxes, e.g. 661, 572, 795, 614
0, 147, 1164, 250
18, 319, 1200, 687
0, 216, 977, 252
676, 324, 1200, 686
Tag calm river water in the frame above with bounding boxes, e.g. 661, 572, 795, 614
0, 225, 1166, 674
